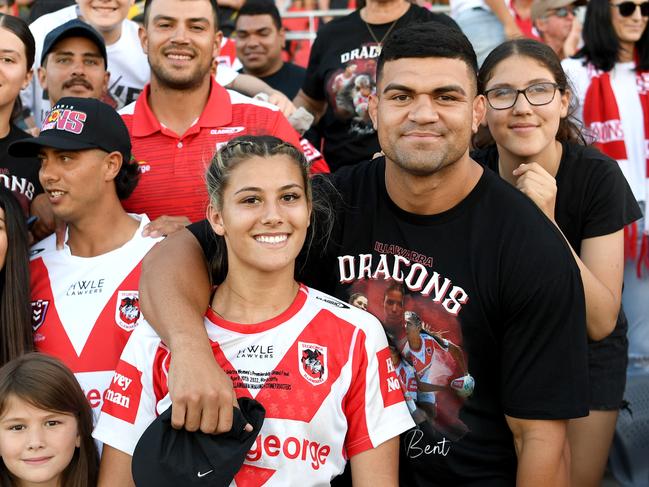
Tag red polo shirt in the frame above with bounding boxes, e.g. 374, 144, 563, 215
120, 80, 303, 222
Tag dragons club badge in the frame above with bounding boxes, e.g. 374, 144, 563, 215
115, 291, 142, 331
31, 300, 49, 331
299, 342, 328, 385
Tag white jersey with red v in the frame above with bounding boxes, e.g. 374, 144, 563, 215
29, 215, 159, 420
403, 333, 454, 386
94, 285, 414, 486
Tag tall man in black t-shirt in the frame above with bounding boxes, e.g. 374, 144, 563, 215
137, 23, 589, 486
234, 0, 306, 99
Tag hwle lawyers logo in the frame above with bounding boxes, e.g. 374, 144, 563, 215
236, 344, 274, 359
66, 278, 105, 296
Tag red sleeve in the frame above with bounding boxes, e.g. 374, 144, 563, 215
343, 323, 414, 458
343, 330, 372, 457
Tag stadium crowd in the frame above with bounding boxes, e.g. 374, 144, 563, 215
0, 0, 647, 484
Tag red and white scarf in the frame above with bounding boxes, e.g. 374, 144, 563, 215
583, 62, 649, 277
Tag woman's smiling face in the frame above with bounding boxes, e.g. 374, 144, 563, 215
208, 153, 311, 277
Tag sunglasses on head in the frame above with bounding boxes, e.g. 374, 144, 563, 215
611, 1, 649, 16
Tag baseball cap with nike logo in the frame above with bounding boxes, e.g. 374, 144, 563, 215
131, 398, 265, 487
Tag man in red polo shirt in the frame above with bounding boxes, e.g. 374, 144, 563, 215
121, 0, 311, 237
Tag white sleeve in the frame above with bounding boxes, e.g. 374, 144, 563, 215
92, 322, 163, 456
344, 315, 415, 458
215, 64, 239, 87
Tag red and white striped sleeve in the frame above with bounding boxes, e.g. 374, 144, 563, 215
93, 321, 165, 455
343, 315, 415, 458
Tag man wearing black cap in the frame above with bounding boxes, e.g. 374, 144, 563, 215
11, 97, 160, 424
38, 19, 110, 109
29, 20, 110, 241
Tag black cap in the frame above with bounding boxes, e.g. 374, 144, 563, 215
41, 19, 107, 68
8, 97, 131, 162
132, 398, 265, 487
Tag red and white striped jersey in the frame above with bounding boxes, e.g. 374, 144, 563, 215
30, 215, 159, 422
403, 334, 454, 387
94, 285, 414, 485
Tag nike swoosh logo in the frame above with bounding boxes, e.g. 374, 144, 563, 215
197, 470, 213, 478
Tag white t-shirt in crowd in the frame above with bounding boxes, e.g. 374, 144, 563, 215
22, 4, 239, 127
562, 58, 646, 202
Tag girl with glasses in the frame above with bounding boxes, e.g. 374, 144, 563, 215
562, 0, 649, 385
474, 38, 641, 487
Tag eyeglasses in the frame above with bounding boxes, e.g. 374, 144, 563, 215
548, 6, 575, 17
484, 82, 561, 110
610, 1, 649, 17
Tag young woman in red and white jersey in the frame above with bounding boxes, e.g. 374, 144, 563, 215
95, 136, 413, 486
0, 353, 99, 487
474, 38, 641, 487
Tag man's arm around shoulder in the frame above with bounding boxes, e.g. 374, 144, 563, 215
139, 228, 238, 433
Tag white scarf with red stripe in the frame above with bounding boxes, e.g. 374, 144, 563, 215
583, 62, 649, 277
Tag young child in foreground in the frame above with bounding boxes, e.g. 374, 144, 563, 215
0, 353, 99, 487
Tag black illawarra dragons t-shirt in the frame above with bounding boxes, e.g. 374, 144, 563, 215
190, 158, 589, 485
